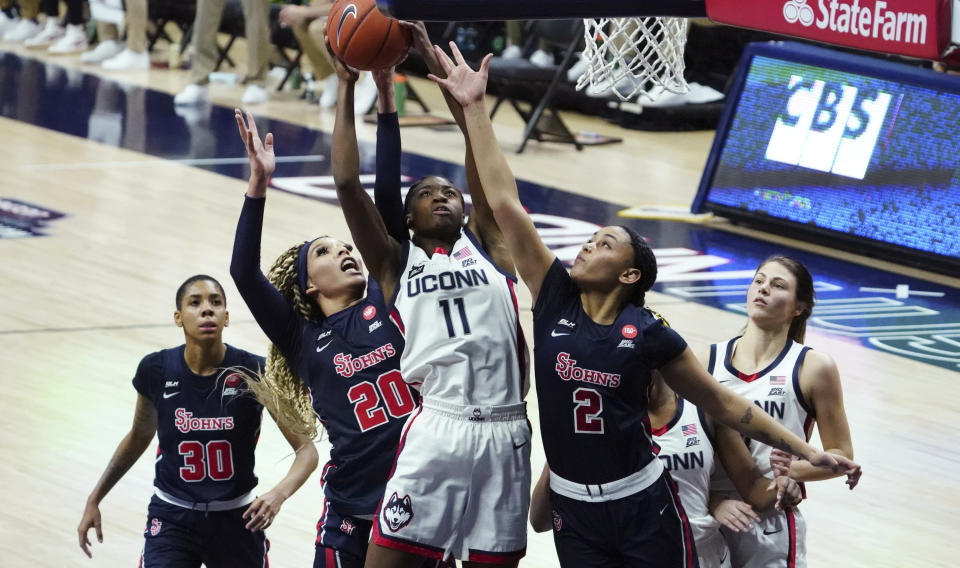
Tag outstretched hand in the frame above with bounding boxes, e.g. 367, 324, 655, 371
809, 450, 862, 490
427, 42, 491, 108
235, 109, 275, 190
77, 502, 103, 558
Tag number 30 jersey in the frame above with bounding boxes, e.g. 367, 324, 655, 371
390, 227, 529, 406
533, 259, 687, 485
133, 345, 266, 504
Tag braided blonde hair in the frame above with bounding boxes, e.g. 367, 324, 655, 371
243, 243, 325, 439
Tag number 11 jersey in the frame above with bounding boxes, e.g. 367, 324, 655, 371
390, 228, 528, 406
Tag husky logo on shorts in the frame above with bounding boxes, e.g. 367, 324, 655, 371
383, 492, 414, 532
552, 510, 562, 532
148, 518, 162, 536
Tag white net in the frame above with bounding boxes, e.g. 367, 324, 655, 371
577, 17, 689, 102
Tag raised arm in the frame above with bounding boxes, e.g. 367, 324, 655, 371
371, 67, 409, 244
428, 43, 554, 301
77, 394, 157, 557
660, 348, 861, 489
229, 110, 304, 352
713, 420, 802, 514
402, 25, 515, 272
242, 419, 319, 532
330, 57, 401, 300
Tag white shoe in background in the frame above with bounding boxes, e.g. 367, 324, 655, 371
318, 73, 339, 108
102, 48, 150, 70
24, 16, 63, 48
174, 83, 210, 105
566, 52, 587, 82
500, 44, 522, 59
48, 23, 87, 54
241, 84, 269, 104
3, 18, 41, 43
81, 40, 123, 63
353, 72, 378, 116
0, 11, 17, 37
528, 48, 553, 67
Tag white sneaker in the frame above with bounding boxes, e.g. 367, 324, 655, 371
566, 52, 587, 82
3, 18, 40, 43
174, 83, 210, 105
24, 17, 63, 49
0, 12, 17, 37
353, 72, 377, 116
318, 73, 338, 108
48, 23, 87, 54
241, 84, 268, 104
528, 48, 553, 67
81, 40, 123, 63
501, 44, 522, 59
102, 48, 150, 70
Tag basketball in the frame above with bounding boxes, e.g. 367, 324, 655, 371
325, 0, 412, 71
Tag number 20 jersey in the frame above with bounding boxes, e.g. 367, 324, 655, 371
133, 344, 266, 504
390, 228, 529, 406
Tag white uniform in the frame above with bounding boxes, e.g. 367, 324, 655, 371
374, 228, 531, 563
709, 337, 812, 568
653, 398, 731, 568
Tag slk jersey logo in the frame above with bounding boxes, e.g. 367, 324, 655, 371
148, 518, 162, 536
765, 75, 892, 179
782, 0, 928, 46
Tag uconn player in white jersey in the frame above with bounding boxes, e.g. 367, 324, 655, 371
77, 276, 319, 565
707, 256, 859, 568
330, 30, 530, 567
431, 43, 861, 568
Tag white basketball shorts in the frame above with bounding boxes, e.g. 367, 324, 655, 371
371, 399, 531, 563
722, 507, 806, 568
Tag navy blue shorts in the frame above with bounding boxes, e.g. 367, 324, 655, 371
314, 502, 373, 568
549, 473, 698, 568
141, 496, 269, 568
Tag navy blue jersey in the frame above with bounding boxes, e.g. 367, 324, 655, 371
532, 259, 687, 485
231, 196, 417, 517
133, 345, 265, 503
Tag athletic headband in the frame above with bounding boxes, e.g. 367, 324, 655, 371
296, 239, 312, 295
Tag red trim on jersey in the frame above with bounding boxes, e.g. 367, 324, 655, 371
507, 279, 528, 395
315, 464, 334, 545
263, 537, 271, 568
786, 508, 797, 568
665, 475, 697, 568
371, 522, 445, 560
737, 371, 761, 382
385, 406, 422, 481
138, 551, 144, 568
468, 548, 526, 564
389, 308, 406, 336
649, 423, 669, 437
325, 547, 336, 567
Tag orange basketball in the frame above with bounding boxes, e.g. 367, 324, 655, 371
325, 0, 412, 71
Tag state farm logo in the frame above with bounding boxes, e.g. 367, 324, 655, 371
782, 0, 928, 46
764, 75, 892, 180
783, 0, 814, 25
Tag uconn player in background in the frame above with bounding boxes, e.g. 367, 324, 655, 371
230, 102, 425, 568
430, 43, 861, 568
77, 275, 318, 565
706, 256, 858, 568
532, 372, 805, 568
330, 24, 531, 568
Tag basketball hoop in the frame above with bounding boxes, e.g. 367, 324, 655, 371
577, 17, 689, 101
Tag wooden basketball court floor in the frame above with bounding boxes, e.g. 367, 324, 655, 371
1, 38, 958, 567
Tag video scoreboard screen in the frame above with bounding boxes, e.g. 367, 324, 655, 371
692, 41, 960, 274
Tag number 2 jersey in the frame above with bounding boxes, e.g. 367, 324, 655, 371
390, 227, 529, 406
133, 344, 266, 504
533, 258, 687, 485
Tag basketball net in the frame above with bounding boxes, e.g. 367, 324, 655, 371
578, 17, 689, 101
